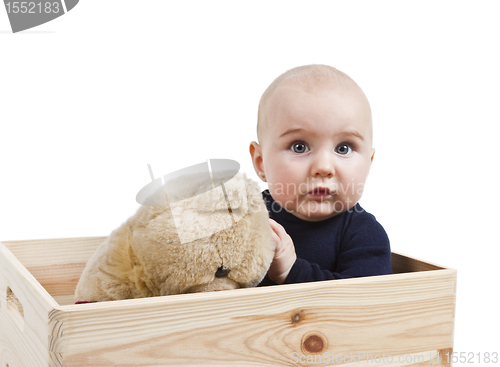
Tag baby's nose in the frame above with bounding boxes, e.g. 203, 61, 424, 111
311, 155, 335, 177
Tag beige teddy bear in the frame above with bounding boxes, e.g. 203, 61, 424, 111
75, 168, 275, 302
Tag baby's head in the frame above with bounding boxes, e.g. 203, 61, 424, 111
250, 64, 375, 221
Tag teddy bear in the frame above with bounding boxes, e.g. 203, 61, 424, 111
75, 165, 275, 302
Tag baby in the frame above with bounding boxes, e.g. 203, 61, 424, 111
249, 64, 393, 286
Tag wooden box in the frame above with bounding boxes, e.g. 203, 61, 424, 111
0, 236, 456, 367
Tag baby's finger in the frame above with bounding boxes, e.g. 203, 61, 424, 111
268, 218, 285, 236
270, 230, 280, 245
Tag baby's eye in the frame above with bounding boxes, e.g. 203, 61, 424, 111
291, 142, 308, 154
335, 144, 352, 155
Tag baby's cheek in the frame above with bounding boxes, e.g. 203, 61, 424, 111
268, 178, 295, 201
341, 175, 367, 203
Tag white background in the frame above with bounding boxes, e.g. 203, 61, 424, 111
1, 1, 499, 362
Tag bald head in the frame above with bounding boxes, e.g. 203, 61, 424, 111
257, 64, 372, 144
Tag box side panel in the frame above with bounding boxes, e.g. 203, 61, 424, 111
2, 236, 106, 268
27, 263, 86, 306
392, 252, 445, 273
0, 323, 26, 367
3, 235, 449, 307
0, 244, 59, 367
53, 269, 456, 367
2, 237, 106, 306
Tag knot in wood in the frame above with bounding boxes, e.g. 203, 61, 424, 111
291, 312, 302, 324
301, 333, 327, 354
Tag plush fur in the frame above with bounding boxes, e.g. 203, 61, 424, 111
75, 171, 275, 302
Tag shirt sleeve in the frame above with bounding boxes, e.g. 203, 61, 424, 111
283, 212, 393, 284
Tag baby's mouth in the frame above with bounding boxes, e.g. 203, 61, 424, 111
307, 187, 333, 199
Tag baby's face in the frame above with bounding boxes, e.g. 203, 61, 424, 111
256, 85, 374, 221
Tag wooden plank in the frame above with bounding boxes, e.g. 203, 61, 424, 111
53, 295, 77, 307
50, 269, 456, 367
2, 236, 106, 268
2, 237, 105, 307
27, 263, 86, 299
0, 243, 60, 367
0, 322, 26, 367
391, 252, 445, 273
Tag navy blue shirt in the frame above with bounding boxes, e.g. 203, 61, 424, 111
259, 190, 393, 286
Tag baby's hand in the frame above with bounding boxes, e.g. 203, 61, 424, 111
268, 218, 297, 285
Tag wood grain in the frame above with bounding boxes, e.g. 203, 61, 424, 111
0, 243, 59, 366
50, 270, 456, 366
0, 237, 457, 367
391, 252, 445, 273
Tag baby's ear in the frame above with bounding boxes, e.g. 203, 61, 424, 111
249, 141, 266, 182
